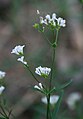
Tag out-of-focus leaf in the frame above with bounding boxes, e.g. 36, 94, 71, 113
58, 79, 72, 90
0, 117, 6, 119
52, 90, 64, 119
80, 0, 83, 3
10, 0, 22, 32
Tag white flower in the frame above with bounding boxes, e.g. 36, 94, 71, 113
52, 13, 57, 20
11, 45, 25, 55
41, 95, 59, 105
45, 14, 51, 20
37, 10, 40, 14
44, 19, 48, 25
34, 83, 43, 90
40, 17, 47, 25
66, 92, 82, 110
35, 66, 51, 78
17, 56, 27, 65
40, 17, 44, 24
0, 71, 6, 79
57, 17, 66, 27
0, 86, 5, 95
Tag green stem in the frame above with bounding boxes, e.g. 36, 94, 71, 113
46, 29, 59, 119
0, 111, 6, 117
50, 29, 58, 86
46, 96, 50, 119
25, 65, 40, 83
50, 48, 55, 88
52, 90, 64, 119
42, 32, 52, 45
46, 48, 56, 119
0, 105, 8, 118
25, 64, 47, 90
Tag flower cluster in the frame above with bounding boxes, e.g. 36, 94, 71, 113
34, 10, 66, 31
40, 13, 66, 27
41, 95, 59, 105
11, 45, 27, 65
35, 66, 51, 78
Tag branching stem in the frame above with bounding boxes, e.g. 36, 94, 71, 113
46, 29, 59, 119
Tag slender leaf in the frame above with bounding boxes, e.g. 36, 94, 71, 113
59, 79, 72, 90
49, 80, 72, 94
52, 90, 64, 119
47, 87, 56, 95
0, 117, 6, 119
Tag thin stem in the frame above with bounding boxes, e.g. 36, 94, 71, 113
7, 108, 15, 118
25, 62, 47, 90
0, 105, 8, 118
46, 48, 55, 119
46, 29, 59, 119
46, 48, 56, 119
27, 66, 47, 90
55, 30, 59, 45
50, 29, 58, 87
0, 111, 6, 117
46, 96, 50, 119
50, 48, 55, 88
42, 32, 52, 45
25, 65, 40, 83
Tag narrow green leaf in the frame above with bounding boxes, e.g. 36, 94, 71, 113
55, 79, 72, 92
47, 87, 56, 95
49, 80, 72, 94
59, 79, 72, 90
52, 90, 64, 119
0, 117, 6, 119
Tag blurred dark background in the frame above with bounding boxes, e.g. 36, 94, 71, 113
0, 0, 83, 119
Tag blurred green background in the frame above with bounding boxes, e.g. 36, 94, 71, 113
0, 0, 83, 119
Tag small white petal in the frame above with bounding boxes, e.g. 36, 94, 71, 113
17, 56, 27, 65
0, 71, 6, 79
57, 17, 62, 24
39, 83, 43, 89
34, 85, 40, 90
34, 83, 43, 90
40, 17, 44, 24
52, 13, 57, 20
45, 14, 51, 20
35, 68, 41, 76
44, 19, 48, 25
57, 17, 66, 27
0, 86, 5, 95
37, 10, 40, 14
